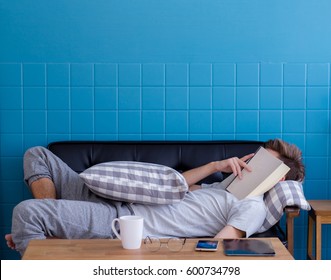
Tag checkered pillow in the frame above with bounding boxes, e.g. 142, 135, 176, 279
257, 180, 310, 233
79, 161, 188, 205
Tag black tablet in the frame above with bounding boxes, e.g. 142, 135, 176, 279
223, 239, 275, 256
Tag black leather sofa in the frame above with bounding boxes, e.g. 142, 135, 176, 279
47, 140, 300, 255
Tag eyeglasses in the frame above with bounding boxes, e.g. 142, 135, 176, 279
144, 236, 186, 252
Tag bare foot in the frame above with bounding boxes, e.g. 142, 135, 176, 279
5, 234, 16, 250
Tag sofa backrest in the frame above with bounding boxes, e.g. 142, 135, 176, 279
47, 140, 264, 184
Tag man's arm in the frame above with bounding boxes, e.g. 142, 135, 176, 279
182, 154, 254, 190
214, 225, 245, 239
215, 196, 266, 239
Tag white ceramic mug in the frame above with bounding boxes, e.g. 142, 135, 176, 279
111, 215, 144, 249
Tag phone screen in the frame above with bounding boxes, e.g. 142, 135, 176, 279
195, 240, 219, 251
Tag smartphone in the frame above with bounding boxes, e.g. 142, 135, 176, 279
195, 240, 219, 251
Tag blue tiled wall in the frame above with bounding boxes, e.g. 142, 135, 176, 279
1, 1, 331, 260
1, 62, 330, 259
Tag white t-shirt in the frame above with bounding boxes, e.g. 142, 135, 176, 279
131, 182, 267, 238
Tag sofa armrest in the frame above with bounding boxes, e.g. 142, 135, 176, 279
285, 206, 300, 255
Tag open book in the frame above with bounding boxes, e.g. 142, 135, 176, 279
224, 146, 290, 200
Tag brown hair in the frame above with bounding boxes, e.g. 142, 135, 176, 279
264, 138, 305, 182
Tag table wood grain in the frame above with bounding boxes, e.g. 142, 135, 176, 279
22, 237, 293, 260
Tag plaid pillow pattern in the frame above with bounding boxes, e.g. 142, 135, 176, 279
79, 161, 188, 205
257, 180, 310, 233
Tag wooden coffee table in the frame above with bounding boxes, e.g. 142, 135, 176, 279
22, 238, 293, 260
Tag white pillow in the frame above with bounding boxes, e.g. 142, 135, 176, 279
257, 180, 310, 233
79, 161, 188, 205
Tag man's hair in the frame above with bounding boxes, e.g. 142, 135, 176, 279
264, 138, 305, 182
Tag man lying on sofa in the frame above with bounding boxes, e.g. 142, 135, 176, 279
6, 139, 305, 256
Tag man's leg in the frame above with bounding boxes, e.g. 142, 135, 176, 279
6, 146, 121, 252
6, 147, 60, 250
5, 177, 54, 250
24, 146, 84, 200
30, 178, 56, 199
11, 199, 119, 256
5, 234, 15, 250
24, 146, 101, 201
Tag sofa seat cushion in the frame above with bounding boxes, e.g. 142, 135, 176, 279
79, 161, 188, 205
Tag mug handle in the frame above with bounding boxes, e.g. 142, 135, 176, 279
111, 218, 121, 240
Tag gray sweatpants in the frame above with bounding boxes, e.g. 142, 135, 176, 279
12, 146, 132, 256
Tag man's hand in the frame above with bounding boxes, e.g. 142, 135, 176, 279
182, 153, 254, 187
214, 153, 254, 179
